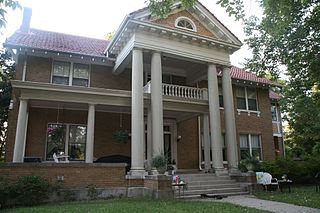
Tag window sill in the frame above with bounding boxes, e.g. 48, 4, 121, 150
237, 109, 261, 117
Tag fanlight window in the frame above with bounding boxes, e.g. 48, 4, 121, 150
175, 17, 196, 32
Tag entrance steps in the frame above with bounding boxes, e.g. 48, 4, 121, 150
175, 173, 249, 198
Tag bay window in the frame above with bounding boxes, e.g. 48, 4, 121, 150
236, 87, 258, 111
52, 61, 89, 87
46, 123, 87, 161
240, 134, 262, 160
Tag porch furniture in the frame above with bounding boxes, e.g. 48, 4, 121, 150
256, 172, 279, 191
278, 179, 293, 193
94, 155, 131, 172
172, 182, 186, 198
53, 153, 69, 163
23, 156, 41, 162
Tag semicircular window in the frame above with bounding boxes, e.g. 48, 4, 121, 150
175, 17, 197, 32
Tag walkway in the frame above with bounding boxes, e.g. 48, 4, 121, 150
198, 195, 320, 213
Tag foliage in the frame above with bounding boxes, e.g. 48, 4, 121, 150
87, 184, 99, 200
112, 130, 129, 143
151, 153, 167, 168
0, 49, 15, 162
0, 0, 21, 29
239, 154, 260, 172
243, 1, 320, 154
13, 176, 53, 206
259, 156, 320, 184
1, 198, 269, 213
255, 185, 320, 209
0, 176, 53, 208
105, 31, 115, 41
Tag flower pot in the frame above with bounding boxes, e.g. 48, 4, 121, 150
157, 165, 167, 174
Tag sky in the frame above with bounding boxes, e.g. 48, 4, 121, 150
1, 0, 263, 67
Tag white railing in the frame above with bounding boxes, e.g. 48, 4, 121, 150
143, 81, 208, 100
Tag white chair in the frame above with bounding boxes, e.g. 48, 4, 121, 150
53, 153, 69, 163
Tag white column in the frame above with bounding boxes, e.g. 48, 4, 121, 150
146, 107, 152, 170
13, 98, 28, 162
203, 114, 211, 173
131, 49, 145, 172
207, 64, 225, 174
85, 104, 95, 163
151, 52, 164, 156
222, 66, 239, 173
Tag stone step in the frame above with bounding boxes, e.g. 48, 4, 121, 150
178, 175, 232, 182
185, 180, 237, 185
178, 191, 250, 199
187, 183, 241, 190
182, 187, 244, 196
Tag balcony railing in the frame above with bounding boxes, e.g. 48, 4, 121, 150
144, 81, 208, 100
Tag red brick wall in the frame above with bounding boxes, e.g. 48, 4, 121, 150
152, 10, 215, 38
22, 108, 131, 161
26, 56, 52, 83
0, 163, 126, 188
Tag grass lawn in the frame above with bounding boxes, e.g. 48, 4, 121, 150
254, 185, 320, 209
2, 198, 269, 213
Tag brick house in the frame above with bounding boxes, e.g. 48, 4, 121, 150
2, 1, 283, 197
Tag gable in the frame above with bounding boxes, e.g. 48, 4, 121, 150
151, 10, 216, 39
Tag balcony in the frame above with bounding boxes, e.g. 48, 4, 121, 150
144, 81, 208, 101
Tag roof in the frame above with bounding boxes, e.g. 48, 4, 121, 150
5, 28, 278, 87
269, 90, 282, 100
5, 28, 109, 57
229, 66, 275, 85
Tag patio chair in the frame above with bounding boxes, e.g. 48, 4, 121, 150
53, 153, 69, 163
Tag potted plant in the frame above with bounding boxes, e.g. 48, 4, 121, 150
151, 153, 168, 174
242, 155, 259, 172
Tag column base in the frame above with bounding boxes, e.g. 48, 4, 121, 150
214, 167, 228, 176
128, 169, 148, 178
228, 167, 241, 175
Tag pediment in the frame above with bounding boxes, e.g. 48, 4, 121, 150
130, 1, 242, 45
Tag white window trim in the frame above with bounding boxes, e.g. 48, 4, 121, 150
51, 60, 91, 87
237, 87, 260, 116
174, 16, 197, 32
240, 134, 263, 160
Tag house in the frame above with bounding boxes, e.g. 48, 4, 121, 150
2, 1, 283, 198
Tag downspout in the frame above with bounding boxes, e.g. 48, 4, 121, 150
198, 115, 202, 171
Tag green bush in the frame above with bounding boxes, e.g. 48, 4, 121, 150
259, 155, 320, 183
0, 178, 14, 207
14, 176, 53, 206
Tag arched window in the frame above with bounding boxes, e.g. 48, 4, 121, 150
175, 17, 197, 32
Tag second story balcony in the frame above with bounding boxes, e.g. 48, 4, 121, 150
143, 81, 208, 101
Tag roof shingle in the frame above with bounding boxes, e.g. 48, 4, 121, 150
5, 28, 109, 57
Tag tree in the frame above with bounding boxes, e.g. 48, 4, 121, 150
0, 50, 15, 161
243, 0, 320, 154
0, 0, 21, 161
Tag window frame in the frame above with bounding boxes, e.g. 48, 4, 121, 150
239, 133, 262, 160
236, 86, 260, 113
51, 60, 91, 87
174, 16, 197, 32
46, 122, 87, 162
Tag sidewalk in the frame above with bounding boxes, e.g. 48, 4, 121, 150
198, 195, 320, 213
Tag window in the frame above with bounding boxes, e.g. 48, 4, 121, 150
46, 123, 87, 161
236, 87, 258, 111
219, 86, 224, 108
52, 61, 89, 87
240, 134, 262, 160
175, 17, 197, 32
271, 104, 278, 121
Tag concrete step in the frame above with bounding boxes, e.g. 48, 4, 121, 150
178, 175, 232, 182
183, 187, 244, 196
178, 191, 250, 199
187, 183, 241, 190
185, 179, 237, 185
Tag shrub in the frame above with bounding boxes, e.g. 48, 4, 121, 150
259, 155, 320, 183
14, 176, 53, 206
0, 178, 14, 207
